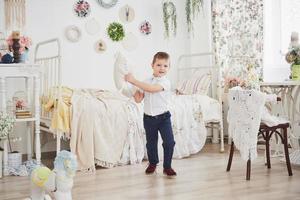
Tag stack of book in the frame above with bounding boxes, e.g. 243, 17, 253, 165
15, 110, 32, 119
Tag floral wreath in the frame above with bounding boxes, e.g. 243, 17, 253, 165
74, 0, 90, 18
107, 22, 125, 42
97, 0, 118, 9
140, 21, 152, 35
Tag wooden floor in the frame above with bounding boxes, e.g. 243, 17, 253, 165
0, 144, 299, 200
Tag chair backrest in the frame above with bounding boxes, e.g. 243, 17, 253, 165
227, 88, 266, 161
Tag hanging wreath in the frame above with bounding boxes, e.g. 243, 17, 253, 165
65, 25, 82, 43
97, 0, 118, 9
139, 21, 152, 35
74, 0, 91, 18
107, 22, 125, 42
186, 0, 203, 33
163, 1, 177, 38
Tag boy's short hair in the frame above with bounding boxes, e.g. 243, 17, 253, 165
152, 52, 170, 64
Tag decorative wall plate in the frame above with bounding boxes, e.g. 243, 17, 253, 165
65, 25, 82, 43
74, 0, 91, 18
139, 20, 152, 35
85, 18, 101, 35
94, 39, 107, 53
97, 0, 118, 9
122, 32, 138, 51
119, 5, 135, 23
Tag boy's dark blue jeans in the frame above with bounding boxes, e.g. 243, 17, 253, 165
143, 111, 175, 169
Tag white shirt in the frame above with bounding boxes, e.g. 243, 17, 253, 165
143, 75, 171, 116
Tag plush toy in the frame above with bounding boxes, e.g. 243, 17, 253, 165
113, 52, 137, 97
290, 32, 300, 48
1, 53, 14, 63
24, 150, 77, 200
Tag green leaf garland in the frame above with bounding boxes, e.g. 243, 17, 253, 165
186, 0, 203, 33
163, 1, 177, 38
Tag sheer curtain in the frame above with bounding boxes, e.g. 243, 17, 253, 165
263, 0, 300, 81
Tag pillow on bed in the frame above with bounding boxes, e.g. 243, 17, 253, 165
113, 52, 137, 97
176, 72, 211, 95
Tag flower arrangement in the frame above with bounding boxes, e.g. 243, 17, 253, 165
224, 63, 260, 92
0, 112, 15, 140
285, 32, 300, 80
6, 31, 32, 54
224, 77, 245, 90
107, 22, 125, 41
285, 46, 300, 65
15, 99, 27, 110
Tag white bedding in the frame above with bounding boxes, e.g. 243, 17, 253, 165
70, 90, 221, 171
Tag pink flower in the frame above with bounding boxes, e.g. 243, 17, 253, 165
6, 33, 32, 53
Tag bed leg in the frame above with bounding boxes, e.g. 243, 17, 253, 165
56, 132, 61, 155
220, 121, 225, 153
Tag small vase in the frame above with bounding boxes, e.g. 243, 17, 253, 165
12, 38, 21, 63
20, 49, 29, 63
291, 64, 300, 80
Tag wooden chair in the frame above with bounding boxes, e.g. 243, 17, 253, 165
226, 122, 293, 180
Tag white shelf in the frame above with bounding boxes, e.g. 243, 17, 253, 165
15, 117, 36, 122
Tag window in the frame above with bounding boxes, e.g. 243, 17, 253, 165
263, 0, 300, 81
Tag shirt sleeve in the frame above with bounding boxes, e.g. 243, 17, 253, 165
158, 79, 171, 91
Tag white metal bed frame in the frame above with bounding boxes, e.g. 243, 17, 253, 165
34, 42, 225, 153
176, 52, 224, 152
34, 38, 63, 154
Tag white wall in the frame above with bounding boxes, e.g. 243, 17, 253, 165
25, 0, 191, 89
0, 0, 212, 153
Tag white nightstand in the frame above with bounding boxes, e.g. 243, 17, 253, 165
0, 63, 41, 176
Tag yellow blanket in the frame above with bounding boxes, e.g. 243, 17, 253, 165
42, 87, 73, 136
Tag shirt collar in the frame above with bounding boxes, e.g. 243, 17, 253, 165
151, 75, 166, 80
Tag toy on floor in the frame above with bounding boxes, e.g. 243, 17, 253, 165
23, 150, 77, 200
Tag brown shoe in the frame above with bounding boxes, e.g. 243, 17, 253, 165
163, 168, 177, 177
145, 164, 156, 174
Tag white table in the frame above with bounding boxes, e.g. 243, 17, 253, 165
260, 81, 300, 165
0, 64, 41, 176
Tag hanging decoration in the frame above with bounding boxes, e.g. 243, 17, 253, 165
122, 32, 138, 51
107, 22, 125, 42
74, 0, 91, 18
139, 21, 152, 35
97, 0, 118, 9
65, 25, 82, 43
119, 5, 135, 23
94, 39, 107, 53
4, 0, 26, 32
186, 0, 203, 33
85, 18, 101, 35
162, 1, 177, 38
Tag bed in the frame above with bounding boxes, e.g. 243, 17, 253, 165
34, 39, 224, 171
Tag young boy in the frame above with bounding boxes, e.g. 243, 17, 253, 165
125, 52, 176, 177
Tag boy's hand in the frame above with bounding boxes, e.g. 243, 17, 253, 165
125, 73, 136, 84
134, 90, 144, 103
